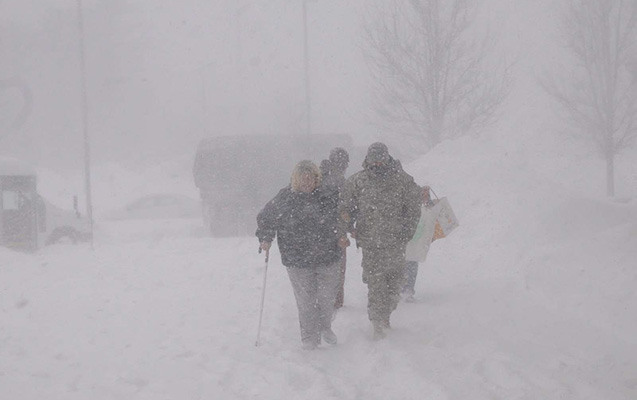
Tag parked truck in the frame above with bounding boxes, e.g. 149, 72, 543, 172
193, 134, 352, 236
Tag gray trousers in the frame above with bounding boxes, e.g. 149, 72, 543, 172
361, 245, 406, 324
286, 259, 340, 345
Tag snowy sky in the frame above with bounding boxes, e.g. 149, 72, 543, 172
0, 0, 567, 168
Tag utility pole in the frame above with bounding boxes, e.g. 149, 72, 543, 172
76, 0, 94, 247
197, 62, 214, 136
302, 0, 312, 135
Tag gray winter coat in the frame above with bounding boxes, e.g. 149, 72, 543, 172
338, 159, 422, 249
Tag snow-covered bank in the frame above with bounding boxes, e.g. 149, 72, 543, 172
1, 221, 635, 399
2, 131, 636, 399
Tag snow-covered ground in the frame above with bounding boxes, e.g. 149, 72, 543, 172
1, 132, 636, 400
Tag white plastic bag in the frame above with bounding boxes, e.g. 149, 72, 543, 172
405, 204, 437, 262
431, 197, 459, 241
405, 196, 459, 262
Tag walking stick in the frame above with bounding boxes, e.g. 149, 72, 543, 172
255, 247, 270, 347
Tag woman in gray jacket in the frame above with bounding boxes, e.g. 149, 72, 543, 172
256, 160, 345, 350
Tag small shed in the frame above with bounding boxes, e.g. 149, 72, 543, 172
0, 157, 38, 251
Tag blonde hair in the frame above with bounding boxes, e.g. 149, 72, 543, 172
290, 160, 322, 192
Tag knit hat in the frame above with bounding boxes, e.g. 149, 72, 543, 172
365, 142, 390, 164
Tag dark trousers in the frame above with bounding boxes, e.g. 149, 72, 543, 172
334, 250, 347, 308
403, 260, 419, 295
361, 245, 406, 324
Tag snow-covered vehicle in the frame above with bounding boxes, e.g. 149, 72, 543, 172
193, 134, 352, 236
0, 157, 91, 251
39, 195, 92, 246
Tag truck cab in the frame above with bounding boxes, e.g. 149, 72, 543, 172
193, 134, 353, 237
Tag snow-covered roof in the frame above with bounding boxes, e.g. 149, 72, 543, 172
0, 156, 36, 176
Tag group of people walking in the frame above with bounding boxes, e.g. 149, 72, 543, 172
256, 142, 430, 349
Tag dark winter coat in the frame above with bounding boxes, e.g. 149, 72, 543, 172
338, 158, 422, 249
320, 159, 347, 193
256, 186, 341, 268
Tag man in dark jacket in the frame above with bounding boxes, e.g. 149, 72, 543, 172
321, 147, 349, 192
338, 143, 421, 339
256, 160, 342, 350
320, 147, 350, 309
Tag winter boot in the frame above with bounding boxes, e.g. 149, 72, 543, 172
372, 321, 386, 341
381, 315, 391, 330
302, 340, 318, 350
321, 328, 338, 345
301, 333, 320, 350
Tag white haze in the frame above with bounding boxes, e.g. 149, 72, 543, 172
1, 0, 372, 168
1, 0, 636, 399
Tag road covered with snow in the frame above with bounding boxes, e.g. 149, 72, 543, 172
2, 134, 636, 399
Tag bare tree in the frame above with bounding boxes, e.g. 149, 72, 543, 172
363, 0, 510, 149
543, 0, 637, 197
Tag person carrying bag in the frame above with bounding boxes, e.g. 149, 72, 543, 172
403, 186, 459, 302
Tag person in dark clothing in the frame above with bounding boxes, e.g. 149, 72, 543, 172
321, 147, 349, 191
338, 143, 421, 340
256, 160, 345, 350
320, 147, 350, 310
319, 159, 332, 185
